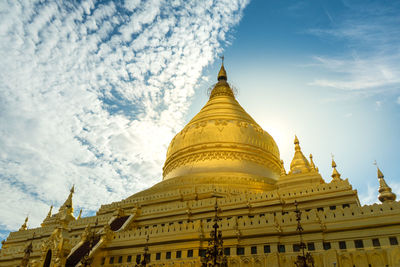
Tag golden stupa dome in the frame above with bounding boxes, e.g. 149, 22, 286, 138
161, 64, 281, 189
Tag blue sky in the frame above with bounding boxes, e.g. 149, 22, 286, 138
0, 0, 399, 244
190, 0, 400, 204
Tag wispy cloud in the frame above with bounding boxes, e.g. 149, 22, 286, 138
359, 181, 400, 206
0, 0, 249, 233
307, 2, 400, 92
359, 183, 379, 205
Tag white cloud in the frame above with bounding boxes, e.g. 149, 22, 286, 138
0, 0, 248, 235
309, 55, 400, 91
359, 183, 378, 205
396, 96, 400, 105
307, 2, 400, 92
359, 181, 400, 206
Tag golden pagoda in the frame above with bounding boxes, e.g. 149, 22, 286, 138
1, 64, 400, 267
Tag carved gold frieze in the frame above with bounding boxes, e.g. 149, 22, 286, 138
163, 149, 281, 178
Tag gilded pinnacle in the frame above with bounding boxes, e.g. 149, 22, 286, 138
294, 135, 301, 152
280, 160, 287, 176
331, 158, 337, 168
77, 209, 83, 219
377, 167, 396, 203
289, 136, 312, 174
208, 62, 234, 99
309, 154, 316, 170
377, 167, 384, 179
331, 158, 342, 181
19, 217, 28, 231
46, 205, 53, 218
217, 61, 227, 81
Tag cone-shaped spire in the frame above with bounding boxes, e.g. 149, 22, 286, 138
217, 63, 227, 81
19, 217, 28, 231
209, 60, 234, 99
41, 205, 54, 227
294, 135, 299, 145
280, 160, 287, 176
289, 135, 311, 174
377, 167, 384, 179
46, 205, 53, 219
331, 157, 342, 181
309, 154, 316, 170
77, 209, 83, 219
377, 167, 396, 203
59, 185, 75, 216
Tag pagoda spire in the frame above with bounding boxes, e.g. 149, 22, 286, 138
309, 154, 317, 171
41, 205, 54, 227
46, 205, 53, 219
217, 56, 227, 81
289, 135, 311, 174
331, 155, 342, 181
58, 185, 76, 224
209, 58, 234, 99
280, 160, 287, 176
376, 166, 396, 203
19, 216, 28, 231
77, 209, 83, 219
59, 185, 74, 211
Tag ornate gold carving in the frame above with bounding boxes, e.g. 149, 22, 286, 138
273, 216, 282, 233
102, 223, 114, 241
164, 149, 280, 177
39, 227, 71, 267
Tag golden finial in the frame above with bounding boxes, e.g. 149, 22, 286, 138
294, 135, 301, 151
374, 161, 396, 203
289, 135, 312, 174
59, 185, 75, 216
309, 154, 316, 171
19, 216, 28, 231
280, 160, 287, 176
331, 154, 342, 181
331, 154, 336, 168
331, 153, 341, 180
70, 184, 75, 194
217, 55, 227, 81
77, 209, 83, 219
46, 205, 53, 218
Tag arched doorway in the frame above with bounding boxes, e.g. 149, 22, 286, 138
43, 250, 52, 267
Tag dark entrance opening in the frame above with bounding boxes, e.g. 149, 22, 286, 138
43, 250, 52, 267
